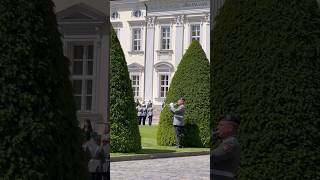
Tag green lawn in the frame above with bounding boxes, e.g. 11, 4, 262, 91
111, 125, 209, 157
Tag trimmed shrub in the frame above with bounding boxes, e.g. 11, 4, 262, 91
157, 40, 210, 147
211, 0, 320, 179
0, 0, 87, 179
110, 28, 141, 152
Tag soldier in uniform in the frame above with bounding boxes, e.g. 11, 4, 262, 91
136, 103, 142, 125
211, 114, 241, 180
140, 102, 148, 126
169, 97, 185, 148
147, 103, 153, 126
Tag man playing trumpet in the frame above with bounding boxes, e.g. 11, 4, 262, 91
169, 97, 185, 148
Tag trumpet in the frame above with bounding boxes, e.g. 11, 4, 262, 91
163, 102, 177, 107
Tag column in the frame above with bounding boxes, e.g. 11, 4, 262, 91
97, 25, 109, 135
184, 17, 190, 54
144, 16, 156, 101
175, 15, 185, 67
204, 13, 210, 60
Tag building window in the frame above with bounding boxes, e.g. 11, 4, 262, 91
133, 10, 142, 17
191, 24, 201, 41
131, 75, 140, 97
111, 11, 119, 19
161, 26, 170, 50
132, 28, 141, 51
71, 44, 94, 112
160, 74, 169, 98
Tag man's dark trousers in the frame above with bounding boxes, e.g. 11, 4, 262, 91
174, 125, 184, 147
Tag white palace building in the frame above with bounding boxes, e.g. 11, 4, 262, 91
111, 0, 210, 106
52, 0, 224, 130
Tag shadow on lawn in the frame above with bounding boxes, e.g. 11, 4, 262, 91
136, 148, 176, 154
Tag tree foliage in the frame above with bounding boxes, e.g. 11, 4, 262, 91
211, 0, 320, 179
0, 0, 87, 179
157, 40, 210, 147
110, 28, 141, 152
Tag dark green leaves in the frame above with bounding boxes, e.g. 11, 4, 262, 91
211, 0, 320, 179
157, 40, 210, 147
110, 28, 141, 153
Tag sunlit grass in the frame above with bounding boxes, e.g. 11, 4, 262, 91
111, 125, 209, 157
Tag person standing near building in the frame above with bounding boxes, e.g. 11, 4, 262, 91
147, 100, 152, 108
136, 103, 142, 125
140, 101, 147, 126
211, 114, 241, 180
83, 133, 105, 180
83, 119, 93, 142
147, 103, 153, 126
169, 97, 185, 148
135, 99, 140, 107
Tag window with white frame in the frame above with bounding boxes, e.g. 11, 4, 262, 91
161, 26, 170, 50
159, 74, 169, 98
133, 10, 142, 17
191, 24, 201, 41
111, 11, 119, 19
131, 75, 140, 97
71, 44, 94, 112
132, 28, 141, 51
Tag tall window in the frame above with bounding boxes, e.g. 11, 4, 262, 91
71, 44, 94, 112
131, 75, 140, 97
191, 24, 201, 41
160, 74, 169, 98
161, 26, 170, 50
132, 28, 141, 51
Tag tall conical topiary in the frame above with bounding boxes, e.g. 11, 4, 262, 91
110, 28, 141, 152
157, 40, 210, 147
211, 0, 320, 179
0, 0, 87, 179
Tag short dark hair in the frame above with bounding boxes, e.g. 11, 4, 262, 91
218, 114, 241, 125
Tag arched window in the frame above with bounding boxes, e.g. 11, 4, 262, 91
154, 62, 174, 98
133, 10, 142, 18
111, 11, 119, 19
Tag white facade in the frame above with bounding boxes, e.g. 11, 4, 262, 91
111, 0, 210, 106
53, 0, 109, 134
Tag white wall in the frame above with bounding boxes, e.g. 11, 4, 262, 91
111, 0, 210, 106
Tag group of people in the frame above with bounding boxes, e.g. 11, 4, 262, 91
136, 99, 153, 126
82, 119, 110, 180
80, 98, 241, 180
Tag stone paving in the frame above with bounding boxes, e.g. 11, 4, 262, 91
110, 155, 209, 180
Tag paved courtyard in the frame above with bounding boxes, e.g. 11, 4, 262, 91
110, 155, 209, 180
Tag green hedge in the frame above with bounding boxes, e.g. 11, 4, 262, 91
0, 0, 87, 179
110, 28, 141, 152
211, 0, 320, 179
157, 40, 210, 147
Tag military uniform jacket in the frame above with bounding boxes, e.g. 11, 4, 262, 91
147, 107, 153, 117
140, 105, 147, 117
169, 103, 185, 126
136, 106, 141, 116
211, 136, 240, 179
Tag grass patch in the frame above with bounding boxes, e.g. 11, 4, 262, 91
111, 125, 209, 157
